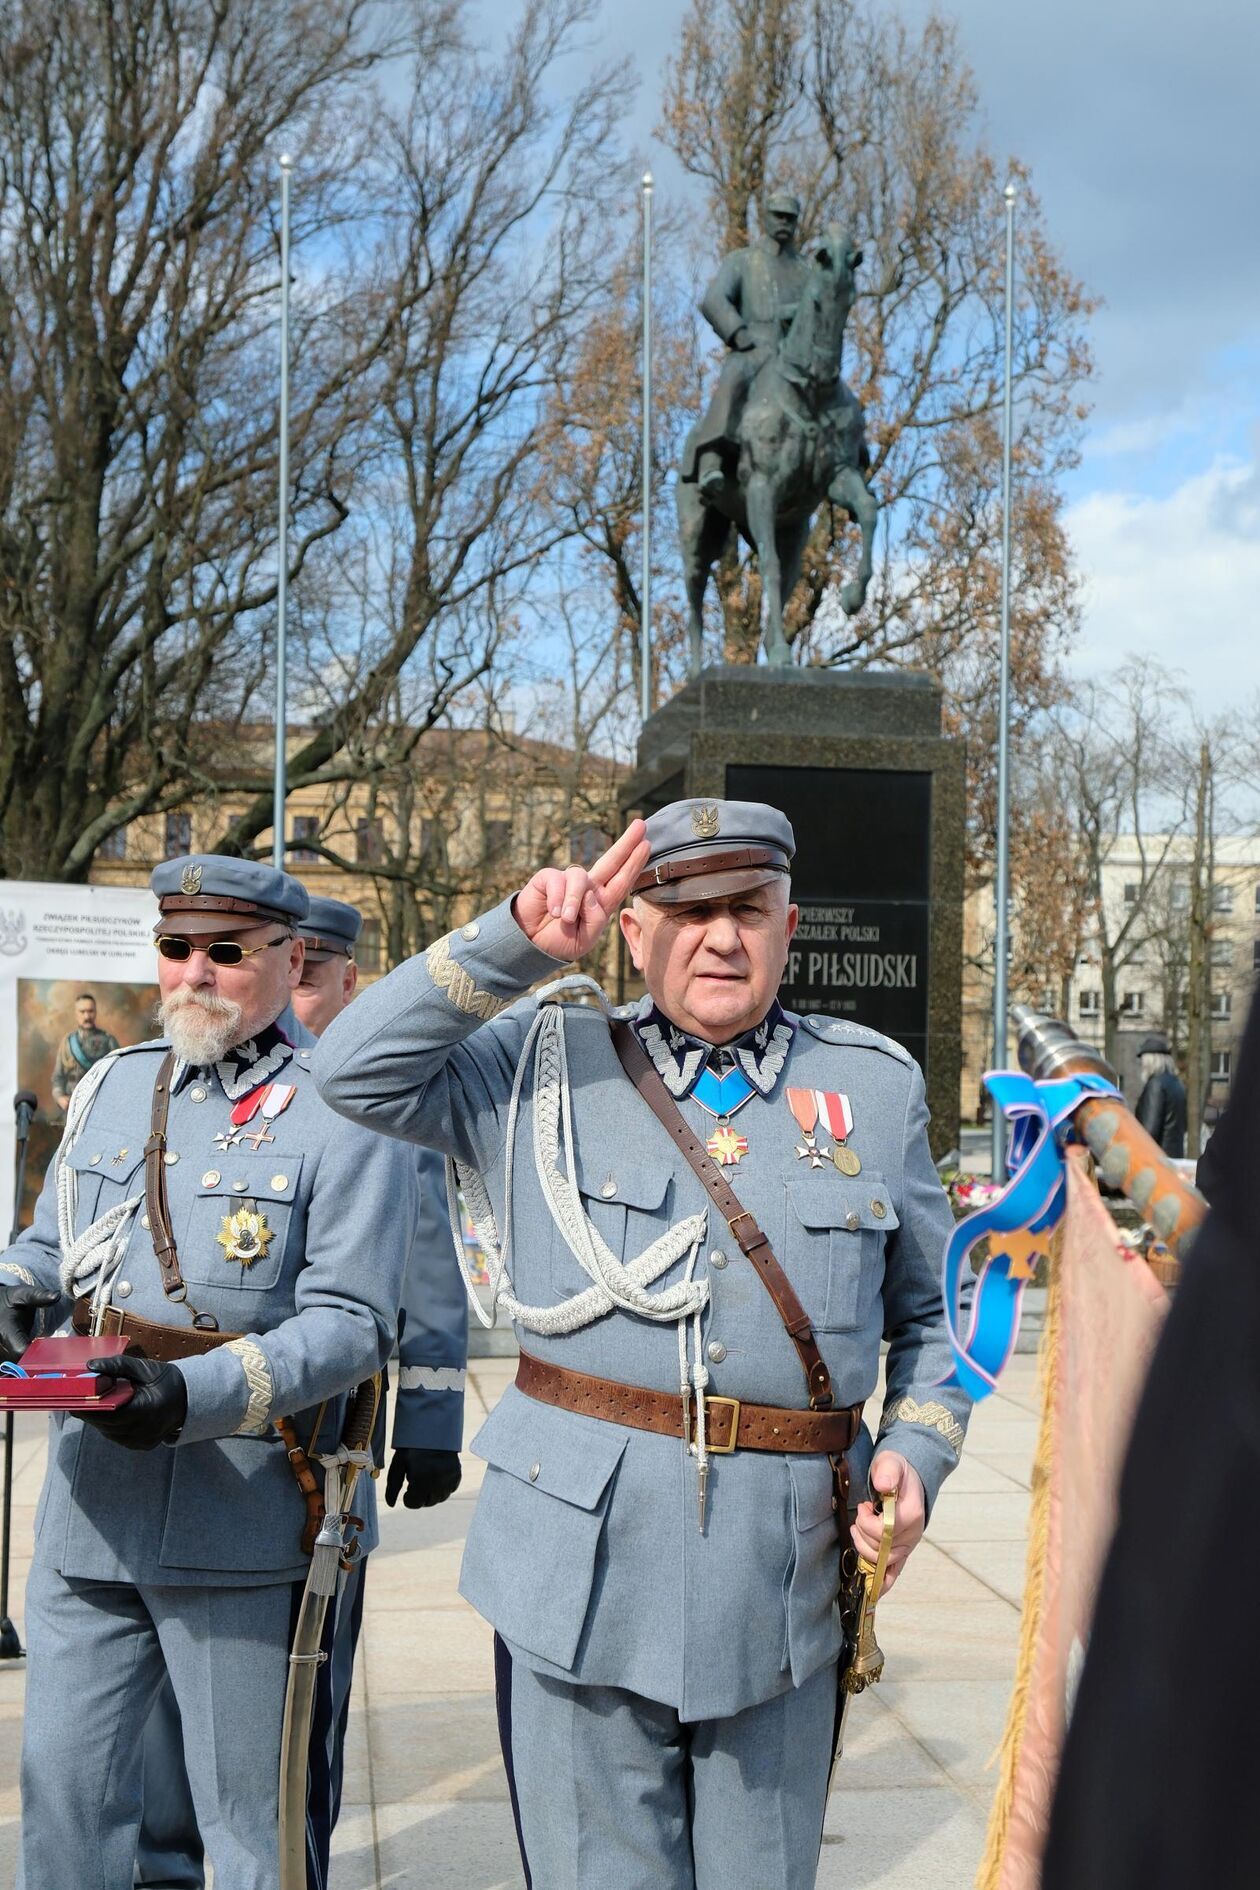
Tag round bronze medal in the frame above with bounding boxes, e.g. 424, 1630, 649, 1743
833, 1144, 862, 1177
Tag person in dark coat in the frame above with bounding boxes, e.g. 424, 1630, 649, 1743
1133, 1032, 1187, 1156
1041, 988, 1260, 1890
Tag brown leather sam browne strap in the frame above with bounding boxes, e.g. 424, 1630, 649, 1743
610, 1019, 836, 1411
517, 1351, 860, 1454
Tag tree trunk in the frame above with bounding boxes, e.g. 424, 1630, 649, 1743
1185, 740, 1211, 1151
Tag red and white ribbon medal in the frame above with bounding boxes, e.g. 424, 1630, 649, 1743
817, 1090, 860, 1175
787, 1087, 828, 1167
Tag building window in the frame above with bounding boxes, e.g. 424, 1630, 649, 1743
164, 813, 191, 858
357, 918, 383, 971
1211, 939, 1233, 968
1210, 1049, 1231, 1082
1078, 990, 1101, 1019
484, 819, 512, 861
1210, 991, 1232, 1021
291, 815, 320, 864
97, 825, 128, 861
1170, 878, 1190, 911
1254, 884, 1260, 916
355, 817, 385, 865
570, 824, 607, 868
1123, 882, 1139, 906
1212, 882, 1234, 915
1119, 991, 1144, 1017
1254, 938, 1260, 973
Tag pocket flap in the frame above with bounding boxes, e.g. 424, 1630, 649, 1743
471, 1383, 627, 1510
787, 1177, 899, 1234
193, 1156, 304, 1203
573, 1160, 669, 1213
64, 1137, 144, 1186
789, 1455, 840, 1531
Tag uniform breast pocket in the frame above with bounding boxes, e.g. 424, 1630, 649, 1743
549, 1164, 671, 1291
62, 1136, 145, 1237
784, 1175, 899, 1332
179, 1158, 304, 1292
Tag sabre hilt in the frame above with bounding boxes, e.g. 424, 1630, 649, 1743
842, 1486, 897, 1695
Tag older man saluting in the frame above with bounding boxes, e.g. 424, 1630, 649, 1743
0, 857, 416, 1890
316, 802, 970, 1888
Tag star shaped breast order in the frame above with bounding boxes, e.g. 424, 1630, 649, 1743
216, 1207, 274, 1268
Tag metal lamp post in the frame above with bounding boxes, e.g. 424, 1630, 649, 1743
991, 180, 1017, 1178
639, 169, 653, 726
273, 152, 293, 872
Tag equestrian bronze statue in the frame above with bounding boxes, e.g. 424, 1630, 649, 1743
678, 192, 878, 670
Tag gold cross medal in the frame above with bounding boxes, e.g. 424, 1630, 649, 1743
694, 1064, 755, 1166
215, 1206, 274, 1269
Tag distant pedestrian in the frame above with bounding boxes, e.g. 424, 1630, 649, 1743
1133, 1032, 1186, 1156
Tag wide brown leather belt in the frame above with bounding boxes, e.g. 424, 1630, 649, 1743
73, 1297, 241, 1360
517, 1351, 862, 1456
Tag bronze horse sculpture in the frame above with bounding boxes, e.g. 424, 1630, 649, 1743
677, 225, 878, 670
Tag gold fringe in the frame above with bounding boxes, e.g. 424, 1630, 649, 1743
974, 1237, 1062, 1890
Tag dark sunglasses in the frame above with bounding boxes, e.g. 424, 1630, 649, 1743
156, 931, 290, 967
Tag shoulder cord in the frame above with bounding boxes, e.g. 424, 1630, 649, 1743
53, 1051, 144, 1308
444, 985, 708, 1337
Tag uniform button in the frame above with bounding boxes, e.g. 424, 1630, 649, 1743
299, 1050, 311, 1060
528, 1462, 540, 1482
461, 922, 480, 941
271, 1174, 290, 1192
89, 1153, 102, 1165
232, 1179, 248, 1192
190, 1086, 208, 1104
706, 1340, 727, 1364
709, 1249, 728, 1270
114, 1281, 132, 1300
164, 1152, 179, 1167
845, 1210, 860, 1231
201, 1170, 221, 1188
141, 1216, 150, 1231
871, 1199, 887, 1220
600, 1179, 617, 1199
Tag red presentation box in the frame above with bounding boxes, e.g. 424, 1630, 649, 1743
0, 1334, 135, 1411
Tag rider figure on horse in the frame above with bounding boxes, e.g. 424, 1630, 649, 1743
684, 191, 810, 500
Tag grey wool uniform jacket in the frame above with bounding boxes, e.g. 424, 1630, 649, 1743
0, 1007, 416, 1586
315, 902, 971, 1721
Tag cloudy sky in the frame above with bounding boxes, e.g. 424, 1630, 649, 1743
589, 0, 1260, 711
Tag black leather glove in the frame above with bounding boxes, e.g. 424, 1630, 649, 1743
79, 1354, 188, 1451
0, 1283, 60, 1362
385, 1446, 463, 1509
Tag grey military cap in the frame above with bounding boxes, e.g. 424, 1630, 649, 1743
150, 855, 310, 937
765, 190, 802, 218
632, 799, 795, 905
297, 893, 363, 962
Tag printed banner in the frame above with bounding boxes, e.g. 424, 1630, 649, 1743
0, 880, 158, 1237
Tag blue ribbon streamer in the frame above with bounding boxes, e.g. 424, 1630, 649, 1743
940, 1068, 1120, 1402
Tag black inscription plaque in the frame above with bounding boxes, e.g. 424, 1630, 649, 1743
725, 764, 932, 1069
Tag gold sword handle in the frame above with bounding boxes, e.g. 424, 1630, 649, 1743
844, 1485, 898, 1694
862, 1485, 898, 1593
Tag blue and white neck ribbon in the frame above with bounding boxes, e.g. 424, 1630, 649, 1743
692, 1065, 755, 1118
940, 1068, 1120, 1402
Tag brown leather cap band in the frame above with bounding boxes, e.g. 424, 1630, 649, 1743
631, 845, 786, 895
156, 894, 294, 925
301, 935, 353, 960
516, 1351, 861, 1455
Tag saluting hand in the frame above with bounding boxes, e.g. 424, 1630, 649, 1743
850, 1451, 925, 1597
514, 819, 650, 961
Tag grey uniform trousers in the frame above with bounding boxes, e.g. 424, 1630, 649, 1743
496, 1637, 839, 1889
19, 1562, 294, 1890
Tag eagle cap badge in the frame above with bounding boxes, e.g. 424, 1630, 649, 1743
180, 862, 203, 895
691, 803, 720, 839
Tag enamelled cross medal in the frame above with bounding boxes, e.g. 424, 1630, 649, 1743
213, 1081, 298, 1153
787, 1088, 861, 1175
693, 1062, 755, 1166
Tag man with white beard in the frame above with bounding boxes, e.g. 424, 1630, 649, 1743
0, 855, 416, 1890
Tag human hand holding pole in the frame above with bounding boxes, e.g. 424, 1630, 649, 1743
514, 819, 650, 961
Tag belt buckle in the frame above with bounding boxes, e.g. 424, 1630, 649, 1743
691, 1396, 740, 1454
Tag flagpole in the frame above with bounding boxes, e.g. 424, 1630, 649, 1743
639, 168, 653, 725
991, 180, 1017, 1179
273, 152, 292, 872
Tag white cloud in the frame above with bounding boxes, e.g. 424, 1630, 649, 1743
1065, 458, 1260, 709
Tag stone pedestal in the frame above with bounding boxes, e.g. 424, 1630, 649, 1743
619, 666, 965, 1155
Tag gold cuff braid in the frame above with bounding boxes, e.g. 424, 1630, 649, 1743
425, 933, 510, 1021
878, 1396, 965, 1460
0, 1261, 38, 1288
